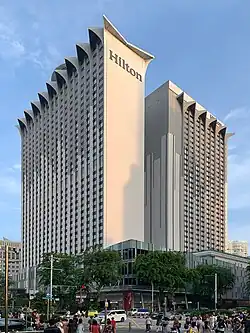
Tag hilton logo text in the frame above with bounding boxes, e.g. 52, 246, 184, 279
109, 50, 142, 82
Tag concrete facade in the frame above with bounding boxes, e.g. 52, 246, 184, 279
145, 81, 233, 252
226, 240, 248, 257
0, 238, 21, 282
17, 17, 153, 284
189, 250, 249, 300
108, 240, 249, 302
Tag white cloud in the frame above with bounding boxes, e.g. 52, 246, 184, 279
12, 164, 21, 171
0, 5, 62, 72
224, 107, 249, 122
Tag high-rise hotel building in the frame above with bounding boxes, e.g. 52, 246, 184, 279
17, 17, 153, 274
145, 81, 232, 252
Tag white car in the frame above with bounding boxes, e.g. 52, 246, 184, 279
98, 310, 127, 323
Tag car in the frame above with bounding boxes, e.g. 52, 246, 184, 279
151, 312, 164, 320
0, 319, 25, 332
136, 308, 150, 317
88, 310, 98, 318
97, 310, 127, 323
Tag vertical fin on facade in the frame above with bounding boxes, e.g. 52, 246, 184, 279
196, 109, 207, 118
46, 81, 58, 98
207, 116, 217, 130
38, 92, 49, 106
76, 43, 91, 62
31, 101, 41, 117
15, 124, 21, 135
24, 110, 34, 125
187, 102, 196, 115
88, 27, 104, 49
176, 92, 184, 104
218, 127, 227, 141
52, 69, 68, 87
17, 118, 27, 133
65, 57, 78, 75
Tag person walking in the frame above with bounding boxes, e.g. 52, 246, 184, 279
111, 317, 116, 333
44, 318, 62, 333
89, 319, 101, 333
68, 319, 77, 333
202, 321, 211, 333
145, 316, 152, 332
103, 319, 113, 333
77, 318, 84, 333
215, 318, 226, 333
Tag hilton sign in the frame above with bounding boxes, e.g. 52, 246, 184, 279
109, 50, 142, 82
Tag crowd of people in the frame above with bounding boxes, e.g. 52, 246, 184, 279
152, 312, 250, 333
44, 315, 117, 333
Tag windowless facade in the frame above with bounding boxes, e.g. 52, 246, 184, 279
17, 16, 153, 273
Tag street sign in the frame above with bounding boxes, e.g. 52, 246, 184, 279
43, 293, 52, 300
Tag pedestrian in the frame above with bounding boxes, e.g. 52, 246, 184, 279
103, 319, 112, 333
197, 317, 203, 332
44, 318, 62, 333
69, 319, 77, 333
111, 317, 116, 333
210, 313, 216, 330
62, 319, 69, 333
215, 318, 226, 333
188, 321, 198, 333
156, 314, 162, 332
77, 318, 85, 333
145, 316, 152, 332
202, 321, 211, 333
244, 314, 250, 333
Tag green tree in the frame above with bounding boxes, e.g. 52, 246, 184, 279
134, 251, 188, 308
0, 272, 15, 303
79, 247, 123, 303
38, 253, 82, 310
192, 264, 235, 305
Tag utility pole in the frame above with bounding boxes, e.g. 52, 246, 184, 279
214, 273, 218, 310
50, 254, 53, 318
151, 282, 154, 312
4, 244, 9, 333
46, 254, 54, 320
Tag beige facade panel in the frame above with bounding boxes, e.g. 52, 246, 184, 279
103, 21, 153, 246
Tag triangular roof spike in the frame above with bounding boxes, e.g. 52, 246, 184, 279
38, 91, 49, 106
76, 43, 91, 62
17, 118, 27, 131
24, 110, 34, 123
176, 92, 184, 104
30, 101, 41, 116
103, 15, 154, 61
15, 124, 21, 135
65, 57, 78, 74
53, 69, 68, 85
46, 81, 58, 98
51, 64, 67, 81
88, 27, 104, 49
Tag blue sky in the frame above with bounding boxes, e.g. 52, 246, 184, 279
0, 0, 249, 247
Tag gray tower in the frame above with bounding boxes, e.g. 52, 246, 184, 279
145, 80, 232, 252
17, 16, 153, 289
